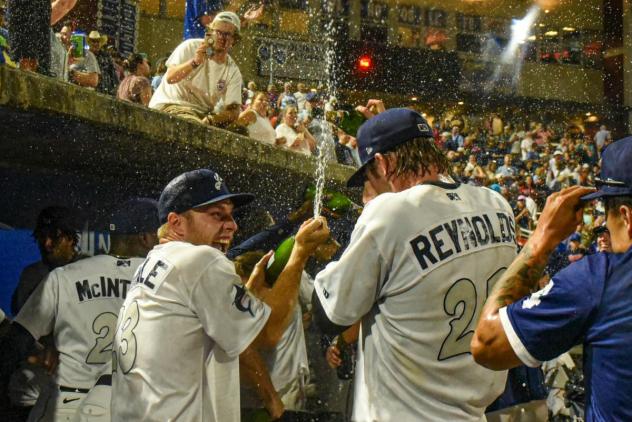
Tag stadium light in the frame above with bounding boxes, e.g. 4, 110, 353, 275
357, 55, 373, 73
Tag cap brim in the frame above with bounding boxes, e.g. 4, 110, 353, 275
581, 186, 632, 201
346, 162, 370, 187
193, 192, 255, 210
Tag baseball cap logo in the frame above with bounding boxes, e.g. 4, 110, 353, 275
213, 173, 223, 190
366, 147, 373, 154
418, 123, 430, 132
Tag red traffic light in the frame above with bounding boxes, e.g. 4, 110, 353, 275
357, 55, 373, 72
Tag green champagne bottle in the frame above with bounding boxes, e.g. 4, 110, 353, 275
265, 236, 295, 286
242, 408, 271, 422
338, 107, 366, 138
304, 184, 361, 216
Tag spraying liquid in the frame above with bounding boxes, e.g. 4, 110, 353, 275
311, 3, 339, 218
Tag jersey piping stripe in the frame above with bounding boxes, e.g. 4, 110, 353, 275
499, 307, 541, 368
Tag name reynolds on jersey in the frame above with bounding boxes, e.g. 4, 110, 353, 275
75, 277, 131, 302
410, 211, 516, 271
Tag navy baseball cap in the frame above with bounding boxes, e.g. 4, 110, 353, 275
569, 232, 581, 242
582, 136, 632, 201
158, 169, 254, 223
346, 108, 433, 187
110, 198, 160, 234
34, 206, 81, 236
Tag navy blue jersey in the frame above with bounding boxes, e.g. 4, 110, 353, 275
501, 247, 632, 421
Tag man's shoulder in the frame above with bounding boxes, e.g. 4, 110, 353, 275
157, 241, 224, 267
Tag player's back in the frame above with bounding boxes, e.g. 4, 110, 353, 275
354, 182, 516, 421
16, 254, 142, 389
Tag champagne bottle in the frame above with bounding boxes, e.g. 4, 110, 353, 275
338, 107, 366, 138
264, 236, 295, 286
304, 184, 361, 215
332, 335, 354, 380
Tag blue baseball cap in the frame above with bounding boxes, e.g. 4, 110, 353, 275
158, 169, 254, 223
109, 198, 160, 234
569, 232, 581, 242
582, 136, 632, 201
346, 108, 434, 187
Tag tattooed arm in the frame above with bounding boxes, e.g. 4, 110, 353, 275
471, 186, 595, 370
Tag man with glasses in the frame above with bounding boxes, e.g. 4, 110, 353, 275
149, 11, 243, 128
472, 137, 632, 420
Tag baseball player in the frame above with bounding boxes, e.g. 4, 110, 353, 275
472, 138, 632, 421
0, 198, 160, 422
311, 108, 518, 420
110, 169, 329, 421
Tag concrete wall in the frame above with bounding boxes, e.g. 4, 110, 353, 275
0, 67, 355, 231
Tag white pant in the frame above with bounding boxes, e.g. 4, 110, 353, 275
27, 381, 111, 422
27, 386, 87, 422
75, 383, 111, 422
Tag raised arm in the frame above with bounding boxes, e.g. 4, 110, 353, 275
472, 186, 595, 370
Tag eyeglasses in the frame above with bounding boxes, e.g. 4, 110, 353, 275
213, 29, 235, 39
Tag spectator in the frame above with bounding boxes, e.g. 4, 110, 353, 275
238, 91, 286, 146
294, 83, 308, 111
463, 154, 485, 183
87, 31, 119, 95
520, 132, 534, 160
151, 56, 168, 91
244, 80, 256, 105
496, 154, 517, 178
514, 195, 532, 231
267, 83, 279, 112
594, 225, 611, 253
450, 125, 464, 149
66, 30, 100, 90
484, 160, 498, 184
117, 53, 152, 106
275, 106, 316, 156
149, 12, 243, 128
303, 91, 319, 117
277, 81, 297, 110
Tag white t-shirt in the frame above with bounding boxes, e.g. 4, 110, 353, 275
275, 123, 311, 155
247, 110, 276, 145
521, 137, 534, 160
15, 255, 143, 389
315, 182, 517, 421
111, 241, 270, 422
294, 91, 307, 111
149, 39, 243, 114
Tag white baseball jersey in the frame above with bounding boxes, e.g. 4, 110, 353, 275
315, 182, 517, 421
241, 304, 309, 410
15, 255, 143, 389
111, 241, 270, 422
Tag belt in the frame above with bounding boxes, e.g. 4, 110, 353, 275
59, 386, 90, 394
95, 374, 112, 386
